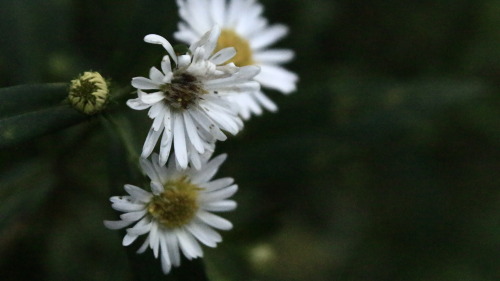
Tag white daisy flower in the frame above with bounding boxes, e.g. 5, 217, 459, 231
128, 26, 260, 169
174, 0, 298, 119
104, 153, 237, 274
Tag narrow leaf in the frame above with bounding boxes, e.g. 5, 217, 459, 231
0, 83, 69, 119
0, 105, 88, 148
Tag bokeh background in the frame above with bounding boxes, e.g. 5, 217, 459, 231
0, 0, 499, 280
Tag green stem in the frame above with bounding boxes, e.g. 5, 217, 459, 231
100, 113, 140, 167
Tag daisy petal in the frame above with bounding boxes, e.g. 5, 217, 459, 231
250, 24, 289, 50
132, 77, 160, 90
173, 114, 188, 168
159, 234, 172, 274
256, 64, 298, 94
253, 49, 295, 64
103, 220, 133, 230
196, 210, 233, 230
144, 34, 178, 65
176, 229, 203, 259
203, 200, 237, 212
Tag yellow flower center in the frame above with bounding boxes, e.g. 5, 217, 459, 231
147, 177, 200, 229
215, 29, 254, 66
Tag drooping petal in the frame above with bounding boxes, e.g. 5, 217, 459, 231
144, 34, 178, 65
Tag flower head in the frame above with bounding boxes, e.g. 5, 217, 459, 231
174, 0, 298, 119
128, 26, 260, 169
68, 71, 109, 115
104, 153, 237, 274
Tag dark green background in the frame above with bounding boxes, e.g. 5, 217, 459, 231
0, 0, 499, 280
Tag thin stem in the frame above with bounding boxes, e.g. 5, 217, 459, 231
100, 113, 140, 167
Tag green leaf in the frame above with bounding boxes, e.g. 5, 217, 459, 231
0, 105, 88, 148
0, 158, 55, 234
0, 83, 69, 119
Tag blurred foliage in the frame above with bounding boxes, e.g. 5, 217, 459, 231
0, 0, 499, 280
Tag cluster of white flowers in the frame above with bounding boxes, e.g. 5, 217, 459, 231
105, 0, 297, 275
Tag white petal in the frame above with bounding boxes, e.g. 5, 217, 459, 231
124, 184, 153, 202
149, 67, 164, 82
176, 229, 203, 259
203, 200, 237, 212
173, 114, 188, 168
159, 233, 172, 274
165, 233, 181, 266
142, 125, 163, 158
203, 104, 241, 135
200, 177, 234, 191
144, 34, 178, 65
174, 22, 200, 43
235, 2, 265, 36
148, 102, 163, 119
190, 107, 227, 141
256, 64, 298, 94
150, 181, 164, 195
204, 65, 260, 87
253, 49, 295, 64
126, 217, 152, 236
120, 209, 147, 222
253, 90, 278, 111
191, 153, 227, 184
140, 91, 165, 105
159, 112, 174, 166
152, 110, 165, 132
186, 221, 222, 247
183, 111, 205, 154
140, 157, 161, 183
126, 98, 151, 110
196, 210, 233, 230
250, 24, 289, 50
149, 223, 160, 258
137, 236, 150, 254
111, 201, 145, 212
132, 77, 160, 90
123, 233, 138, 246
210, 0, 226, 25
201, 184, 238, 203
190, 25, 221, 58
161, 55, 172, 76
211, 81, 260, 93
103, 220, 133, 230
210, 47, 236, 65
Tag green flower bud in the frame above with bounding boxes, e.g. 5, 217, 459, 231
68, 71, 109, 115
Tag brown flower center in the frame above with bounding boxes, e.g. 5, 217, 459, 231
160, 72, 207, 110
